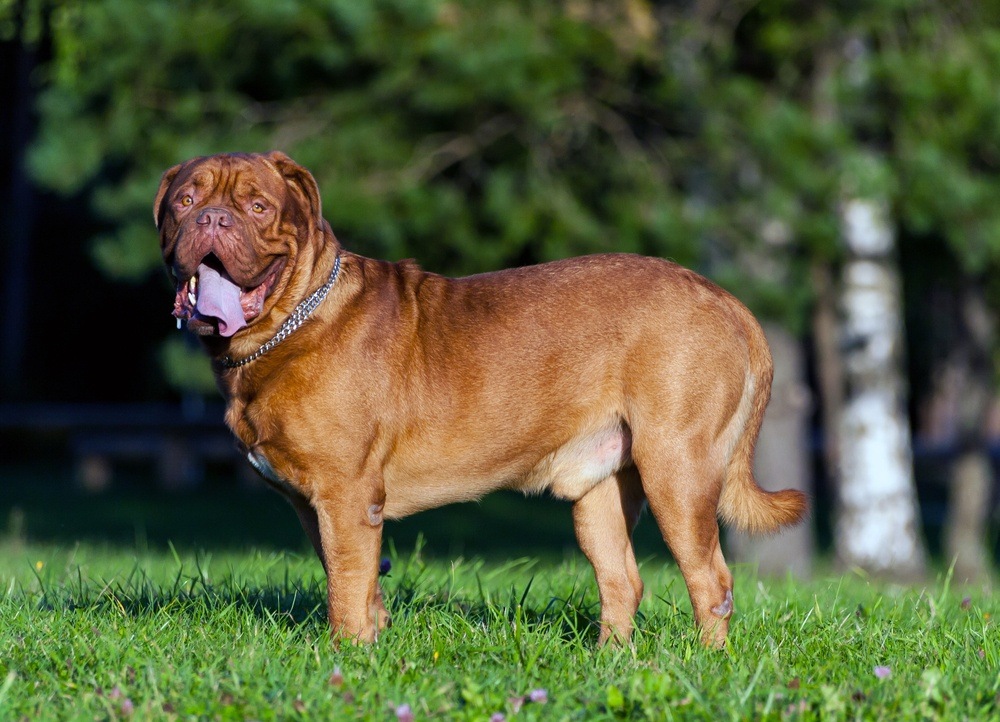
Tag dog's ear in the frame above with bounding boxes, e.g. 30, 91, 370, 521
153, 162, 184, 230
265, 151, 323, 227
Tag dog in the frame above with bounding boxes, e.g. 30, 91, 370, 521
154, 151, 807, 647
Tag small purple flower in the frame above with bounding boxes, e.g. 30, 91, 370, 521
379, 558, 392, 576
395, 703, 414, 722
874, 666, 891, 679
529, 688, 548, 704
490, 714, 506, 722
329, 667, 344, 687
121, 698, 135, 716
108, 686, 123, 700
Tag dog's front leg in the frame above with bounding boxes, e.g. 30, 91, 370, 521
313, 485, 390, 643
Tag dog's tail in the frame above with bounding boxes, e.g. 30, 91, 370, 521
717, 317, 809, 535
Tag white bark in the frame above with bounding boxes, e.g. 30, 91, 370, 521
835, 198, 927, 578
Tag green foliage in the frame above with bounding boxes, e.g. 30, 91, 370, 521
20, 0, 1000, 385
159, 337, 217, 394
27, 0, 695, 277
1, 542, 998, 719
880, 3, 1000, 272
0, 0, 46, 43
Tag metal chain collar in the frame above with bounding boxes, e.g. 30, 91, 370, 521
220, 254, 342, 369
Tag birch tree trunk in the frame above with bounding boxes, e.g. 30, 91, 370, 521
834, 196, 927, 579
729, 323, 814, 577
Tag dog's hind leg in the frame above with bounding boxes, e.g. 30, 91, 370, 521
634, 437, 735, 648
572, 467, 646, 644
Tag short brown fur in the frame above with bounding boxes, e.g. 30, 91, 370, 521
155, 152, 807, 647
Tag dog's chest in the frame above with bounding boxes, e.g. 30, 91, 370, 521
225, 398, 303, 497
247, 448, 281, 484
246, 446, 304, 498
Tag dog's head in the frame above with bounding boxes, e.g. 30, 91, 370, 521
154, 151, 327, 337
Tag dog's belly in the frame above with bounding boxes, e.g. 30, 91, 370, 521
382, 421, 633, 518
519, 422, 633, 500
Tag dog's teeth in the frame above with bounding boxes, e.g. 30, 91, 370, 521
187, 277, 197, 305
176, 318, 182, 330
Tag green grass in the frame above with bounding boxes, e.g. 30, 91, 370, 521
1, 539, 997, 721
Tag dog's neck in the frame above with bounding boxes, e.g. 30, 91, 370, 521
213, 248, 343, 370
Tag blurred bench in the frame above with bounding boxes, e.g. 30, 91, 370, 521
0, 401, 242, 490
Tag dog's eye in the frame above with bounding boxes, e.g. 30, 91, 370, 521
251, 202, 266, 213
180, 195, 193, 207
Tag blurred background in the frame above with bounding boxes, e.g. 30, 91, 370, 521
1, 0, 998, 582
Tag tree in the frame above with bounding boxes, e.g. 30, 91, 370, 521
702, 1, 1000, 577
26, 0, 702, 277
17, 0, 1000, 573
880, 1, 1000, 584
939, 287, 995, 584
827, 22, 928, 577
836, 191, 925, 578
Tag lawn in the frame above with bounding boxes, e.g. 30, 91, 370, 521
1, 536, 997, 721
0, 467, 996, 720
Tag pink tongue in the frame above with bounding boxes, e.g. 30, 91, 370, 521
195, 263, 247, 337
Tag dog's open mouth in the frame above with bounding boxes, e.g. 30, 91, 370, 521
173, 254, 283, 337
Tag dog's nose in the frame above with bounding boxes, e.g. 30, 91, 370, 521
196, 207, 234, 229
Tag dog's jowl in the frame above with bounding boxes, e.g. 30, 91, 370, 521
155, 151, 808, 647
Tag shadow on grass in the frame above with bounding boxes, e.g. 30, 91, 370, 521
386, 560, 608, 645
20, 556, 615, 645
29, 570, 328, 628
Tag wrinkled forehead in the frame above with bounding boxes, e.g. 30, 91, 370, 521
174, 155, 287, 202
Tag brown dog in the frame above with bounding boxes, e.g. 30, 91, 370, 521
154, 151, 807, 647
